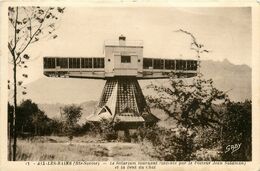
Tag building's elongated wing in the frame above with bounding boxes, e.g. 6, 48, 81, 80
43, 57, 105, 79
141, 58, 197, 79
43, 57, 197, 79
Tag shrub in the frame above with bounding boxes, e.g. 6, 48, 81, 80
221, 100, 251, 161
99, 119, 118, 141
144, 77, 228, 161
195, 127, 222, 149
138, 125, 196, 161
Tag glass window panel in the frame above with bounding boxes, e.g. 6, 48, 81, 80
165, 60, 175, 70
56, 58, 68, 68
121, 56, 131, 63
154, 59, 164, 69
143, 58, 152, 69
93, 58, 105, 68
44, 58, 55, 69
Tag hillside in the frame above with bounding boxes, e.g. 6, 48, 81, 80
38, 101, 97, 123
200, 59, 251, 101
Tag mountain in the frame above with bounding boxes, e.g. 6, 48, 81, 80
18, 78, 105, 104
200, 59, 251, 102
38, 101, 97, 123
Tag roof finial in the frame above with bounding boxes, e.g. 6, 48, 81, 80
119, 34, 126, 41
119, 34, 126, 46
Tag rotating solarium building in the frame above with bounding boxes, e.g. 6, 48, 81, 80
43, 35, 198, 129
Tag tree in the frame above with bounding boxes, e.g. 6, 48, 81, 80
221, 100, 251, 161
12, 99, 51, 136
145, 29, 228, 160
147, 77, 228, 130
8, 6, 65, 160
175, 29, 210, 76
62, 104, 82, 141
16, 99, 38, 133
146, 77, 229, 160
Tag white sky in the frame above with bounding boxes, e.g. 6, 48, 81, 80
11, 7, 251, 84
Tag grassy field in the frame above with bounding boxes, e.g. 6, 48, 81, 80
16, 135, 154, 161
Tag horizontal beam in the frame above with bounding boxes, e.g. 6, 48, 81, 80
43, 69, 197, 79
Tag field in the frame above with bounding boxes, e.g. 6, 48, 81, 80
16, 135, 154, 161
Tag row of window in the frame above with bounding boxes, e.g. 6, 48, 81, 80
143, 58, 197, 71
44, 57, 105, 69
44, 57, 197, 71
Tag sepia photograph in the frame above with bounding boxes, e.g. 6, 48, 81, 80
2, 2, 256, 168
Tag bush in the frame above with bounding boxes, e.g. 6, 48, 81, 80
99, 119, 118, 141
195, 127, 222, 149
138, 125, 197, 161
221, 100, 251, 161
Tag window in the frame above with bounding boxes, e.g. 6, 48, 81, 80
99, 108, 106, 114
153, 59, 164, 69
176, 60, 181, 70
186, 60, 197, 71
187, 60, 191, 70
44, 58, 55, 69
165, 60, 175, 70
56, 58, 68, 68
176, 60, 188, 70
93, 58, 104, 68
182, 60, 187, 70
81, 58, 92, 68
69, 58, 80, 68
143, 58, 153, 69
192, 60, 197, 71
121, 56, 131, 63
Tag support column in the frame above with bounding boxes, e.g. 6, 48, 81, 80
87, 77, 159, 128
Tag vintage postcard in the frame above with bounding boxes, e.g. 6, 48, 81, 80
0, 1, 259, 171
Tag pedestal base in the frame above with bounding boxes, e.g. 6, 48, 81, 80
87, 77, 159, 128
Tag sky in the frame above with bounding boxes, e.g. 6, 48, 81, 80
9, 7, 251, 84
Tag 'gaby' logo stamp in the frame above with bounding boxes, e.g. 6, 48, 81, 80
225, 143, 242, 154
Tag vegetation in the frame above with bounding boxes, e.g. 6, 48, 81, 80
61, 104, 82, 141
143, 76, 226, 160
140, 76, 252, 161
8, 6, 65, 160
99, 119, 118, 141
221, 100, 252, 161
16, 136, 152, 161
8, 100, 53, 136
133, 29, 252, 161
8, 101, 87, 137
11, 96, 251, 161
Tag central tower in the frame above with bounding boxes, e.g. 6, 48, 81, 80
87, 35, 159, 128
